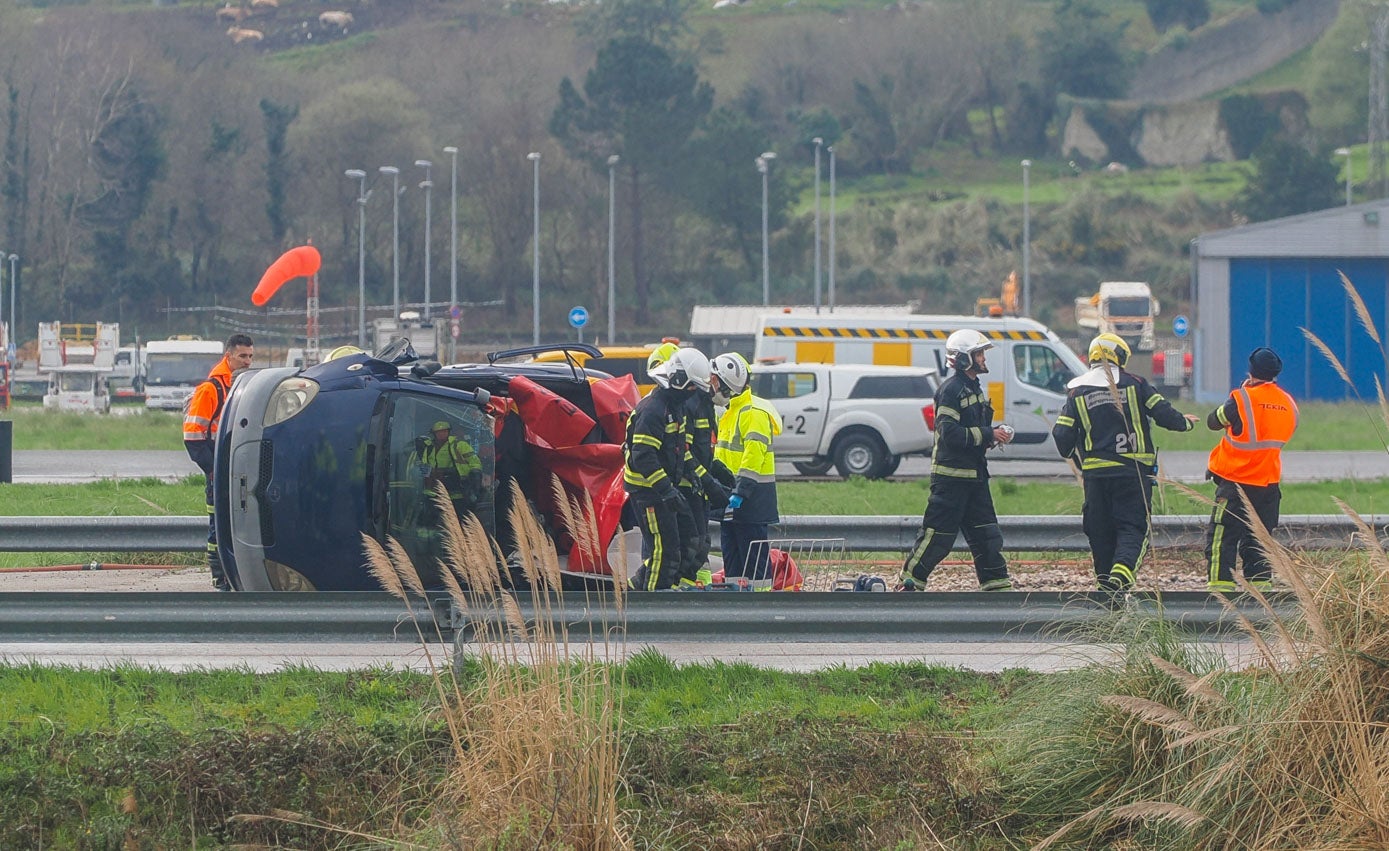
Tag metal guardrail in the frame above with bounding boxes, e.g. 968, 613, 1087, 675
0, 514, 1380, 553
0, 590, 1293, 643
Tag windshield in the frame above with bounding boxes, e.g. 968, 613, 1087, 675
56, 372, 97, 393
1107, 297, 1152, 318
145, 352, 221, 386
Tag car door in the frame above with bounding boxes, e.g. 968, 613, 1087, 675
1004, 342, 1080, 459
752, 368, 829, 457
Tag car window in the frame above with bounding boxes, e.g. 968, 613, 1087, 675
847, 374, 936, 399
752, 371, 818, 399
597, 357, 648, 384
1013, 344, 1076, 392
385, 393, 495, 573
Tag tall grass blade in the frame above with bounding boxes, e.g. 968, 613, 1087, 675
1341, 270, 1382, 347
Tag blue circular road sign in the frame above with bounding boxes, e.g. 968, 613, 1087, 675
1172, 315, 1189, 339
568, 305, 590, 329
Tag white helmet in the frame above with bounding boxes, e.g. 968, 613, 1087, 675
650, 347, 711, 392
944, 328, 993, 374
710, 352, 751, 404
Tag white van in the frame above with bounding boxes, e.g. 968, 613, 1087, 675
753, 313, 1087, 459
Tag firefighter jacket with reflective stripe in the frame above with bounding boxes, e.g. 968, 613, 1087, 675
930, 370, 995, 479
1052, 365, 1193, 476
421, 436, 482, 499
1207, 380, 1297, 487
715, 389, 783, 524
624, 386, 687, 498
682, 392, 735, 492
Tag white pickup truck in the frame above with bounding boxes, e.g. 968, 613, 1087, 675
750, 362, 938, 479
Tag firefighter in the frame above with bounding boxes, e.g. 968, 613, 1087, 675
420, 420, 484, 521
649, 343, 732, 587
1204, 347, 1298, 593
899, 329, 1014, 591
1052, 333, 1199, 593
183, 333, 254, 591
711, 352, 782, 581
625, 347, 712, 591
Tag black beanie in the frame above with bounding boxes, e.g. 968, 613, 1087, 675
1249, 347, 1282, 381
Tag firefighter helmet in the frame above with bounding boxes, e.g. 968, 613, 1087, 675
646, 341, 680, 374
711, 352, 751, 405
650, 347, 711, 392
1088, 333, 1131, 368
945, 329, 993, 373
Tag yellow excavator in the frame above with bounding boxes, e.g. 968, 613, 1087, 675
975, 271, 1020, 318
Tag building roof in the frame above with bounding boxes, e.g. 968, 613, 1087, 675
689, 304, 918, 337
1196, 199, 1389, 258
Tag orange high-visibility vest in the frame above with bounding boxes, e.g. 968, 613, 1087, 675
1207, 381, 1298, 486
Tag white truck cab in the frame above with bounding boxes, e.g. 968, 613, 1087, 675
752, 362, 938, 479
752, 313, 1087, 459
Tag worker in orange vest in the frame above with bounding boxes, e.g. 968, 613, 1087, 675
183, 333, 255, 591
1204, 347, 1298, 593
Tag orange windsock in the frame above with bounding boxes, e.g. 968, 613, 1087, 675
251, 245, 321, 306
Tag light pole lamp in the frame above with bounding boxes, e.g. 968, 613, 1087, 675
757, 151, 776, 306
345, 169, 369, 347
827, 145, 836, 313
1336, 147, 1353, 206
813, 137, 823, 313
416, 160, 433, 320
379, 166, 401, 322
443, 146, 459, 362
607, 154, 619, 346
528, 151, 541, 346
1021, 159, 1032, 318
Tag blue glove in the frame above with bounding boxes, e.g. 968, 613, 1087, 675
728, 494, 743, 510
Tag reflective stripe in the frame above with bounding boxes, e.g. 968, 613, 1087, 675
632, 434, 663, 448
624, 468, 669, 488
1126, 387, 1147, 456
1076, 397, 1094, 451
1111, 563, 1135, 584
936, 405, 960, 421
969, 426, 985, 445
933, 464, 978, 479
643, 505, 663, 592
739, 470, 776, 483
1055, 415, 1075, 427
1208, 500, 1226, 586
1216, 405, 1231, 427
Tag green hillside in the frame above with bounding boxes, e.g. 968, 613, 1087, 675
0, 0, 1363, 345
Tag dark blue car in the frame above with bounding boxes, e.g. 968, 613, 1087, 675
214, 342, 613, 592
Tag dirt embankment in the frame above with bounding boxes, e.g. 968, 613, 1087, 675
1130, 0, 1342, 104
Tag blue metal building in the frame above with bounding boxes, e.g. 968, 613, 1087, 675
1193, 200, 1389, 403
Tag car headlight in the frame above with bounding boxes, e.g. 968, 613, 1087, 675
263, 376, 320, 427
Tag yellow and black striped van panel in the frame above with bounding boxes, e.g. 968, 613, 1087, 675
761, 326, 1047, 342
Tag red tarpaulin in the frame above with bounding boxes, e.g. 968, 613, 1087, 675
589, 373, 640, 443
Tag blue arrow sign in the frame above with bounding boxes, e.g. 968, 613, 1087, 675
568, 305, 590, 329
1172, 315, 1189, 339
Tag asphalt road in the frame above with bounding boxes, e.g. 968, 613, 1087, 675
9, 449, 1389, 485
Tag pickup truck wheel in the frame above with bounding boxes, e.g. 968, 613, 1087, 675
792, 460, 834, 477
881, 455, 903, 477
834, 431, 889, 479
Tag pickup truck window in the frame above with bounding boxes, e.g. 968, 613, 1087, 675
847, 374, 936, 400
753, 371, 818, 399
1014, 344, 1075, 393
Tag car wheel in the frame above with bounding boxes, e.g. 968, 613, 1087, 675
880, 455, 902, 477
834, 431, 888, 479
792, 459, 834, 477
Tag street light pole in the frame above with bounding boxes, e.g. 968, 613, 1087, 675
813, 137, 823, 313
416, 160, 433, 320
607, 154, 619, 346
528, 151, 541, 346
1021, 159, 1032, 318
757, 151, 776, 306
379, 166, 401, 322
443, 146, 459, 362
1336, 147, 1353, 206
8, 254, 17, 356
828, 145, 836, 313
345, 169, 369, 347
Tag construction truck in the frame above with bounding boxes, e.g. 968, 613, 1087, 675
38, 322, 118, 413
975, 271, 1021, 318
1074, 281, 1159, 351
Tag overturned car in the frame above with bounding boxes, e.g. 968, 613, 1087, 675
212, 342, 638, 591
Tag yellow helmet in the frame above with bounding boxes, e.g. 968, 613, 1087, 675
325, 345, 366, 361
1088, 333, 1131, 368
646, 341, 680, 373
